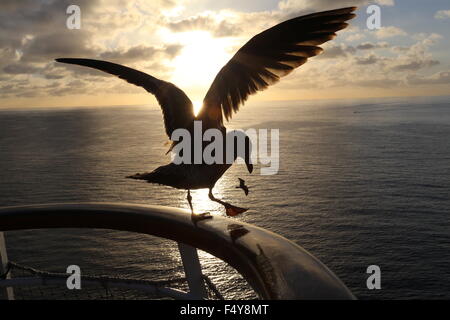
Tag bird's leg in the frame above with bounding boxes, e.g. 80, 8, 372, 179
187, 189, 194, 214
208, 188, 248, 217
187, 190, 211, 221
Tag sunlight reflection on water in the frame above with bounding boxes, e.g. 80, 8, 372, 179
2, 97, 450, 299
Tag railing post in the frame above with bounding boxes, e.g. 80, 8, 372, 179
177, 242, 208, 299
0, 232, 14, 300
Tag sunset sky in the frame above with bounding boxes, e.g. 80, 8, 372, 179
1, 0, 449, 109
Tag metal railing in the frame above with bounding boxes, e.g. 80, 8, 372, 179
0, 202, 355, 300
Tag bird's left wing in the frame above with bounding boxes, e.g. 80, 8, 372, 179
55, 58, 194, 138
198, 7, 356, 127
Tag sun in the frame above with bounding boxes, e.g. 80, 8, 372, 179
164, 30, 235, 100
193, 100, 203, 116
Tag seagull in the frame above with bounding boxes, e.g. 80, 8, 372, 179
236, 178, 249, 196
55, 7, 356, 217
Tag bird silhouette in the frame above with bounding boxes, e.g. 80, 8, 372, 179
55, 7, 356, 218
236, 178, 249, 196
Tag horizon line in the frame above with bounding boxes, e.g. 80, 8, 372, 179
1, 93, 449, 111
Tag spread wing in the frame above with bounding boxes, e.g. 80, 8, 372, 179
198, 7, 356, 127
55, 58, 194, 137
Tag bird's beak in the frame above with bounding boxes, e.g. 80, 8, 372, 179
246, 161, 253, 174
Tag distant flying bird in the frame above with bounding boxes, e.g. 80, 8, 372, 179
55, 7, 356, 218
236, 178, 249, 196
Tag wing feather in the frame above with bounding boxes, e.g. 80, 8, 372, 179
55, 58, 194, 137
199, 7, 356, 126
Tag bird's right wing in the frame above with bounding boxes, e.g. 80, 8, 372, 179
55, 58, 194, 138
198, 7, 356, 127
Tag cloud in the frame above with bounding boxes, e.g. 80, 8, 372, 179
375, 26, 407, 39
99, 44, 183, 63
356, 42, 389, 50
0, 0, 186, 100
356, 79, 403, 88
1, 0, 449, 104
317, 44, 356, 59
273, 26, 443, 96
0, 0, 98, 47
278, 0, 394, 14
407, 71, 450, 85
391, 60, 439, 72
355, 54, 379, 65
316, 42, 389, 60
413, 32, 443, 42
20, 31, 98, 63
375, 0, 395, 5
434, 10, 450, 19
3, 63, 42, 75
345, 33, 365, 42
387, 34, 441, 72
0, 47, 19, 65
165, 13, 242, 37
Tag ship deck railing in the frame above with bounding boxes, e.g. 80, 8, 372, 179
0, 202, 355, 300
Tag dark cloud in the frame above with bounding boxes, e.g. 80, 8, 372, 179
317, 42, 389, 64
0, 0, 97, 47
3, 63, 42, 75
0, 0, 38, 11
317, 44, 356, 59
356, 42, 390, 50
0, 79, 63, 98
0, 0, 100, 69
99, 44, 183, 63
0, 47, 17, 65
20, 30, 98, 63
44, 74, 65, 80
0, 0, 184, 99
392, 46, 410, 53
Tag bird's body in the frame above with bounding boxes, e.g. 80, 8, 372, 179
128, 163, 232, 190
56, 7, 356, 217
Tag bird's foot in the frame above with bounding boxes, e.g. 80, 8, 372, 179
191, 212, 212, 222
225, 204, 248, 217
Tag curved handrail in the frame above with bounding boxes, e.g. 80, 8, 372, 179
0, 202, 355, 300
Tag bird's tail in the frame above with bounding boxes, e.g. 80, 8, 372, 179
126, 172, 153, 180
126, 166, 174, 185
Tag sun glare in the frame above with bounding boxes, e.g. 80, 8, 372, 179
165, 30, 234, 98
193, 100, 203, 116
190, 188, 221, 215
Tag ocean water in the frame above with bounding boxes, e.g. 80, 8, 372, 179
1, 96, 449, 299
